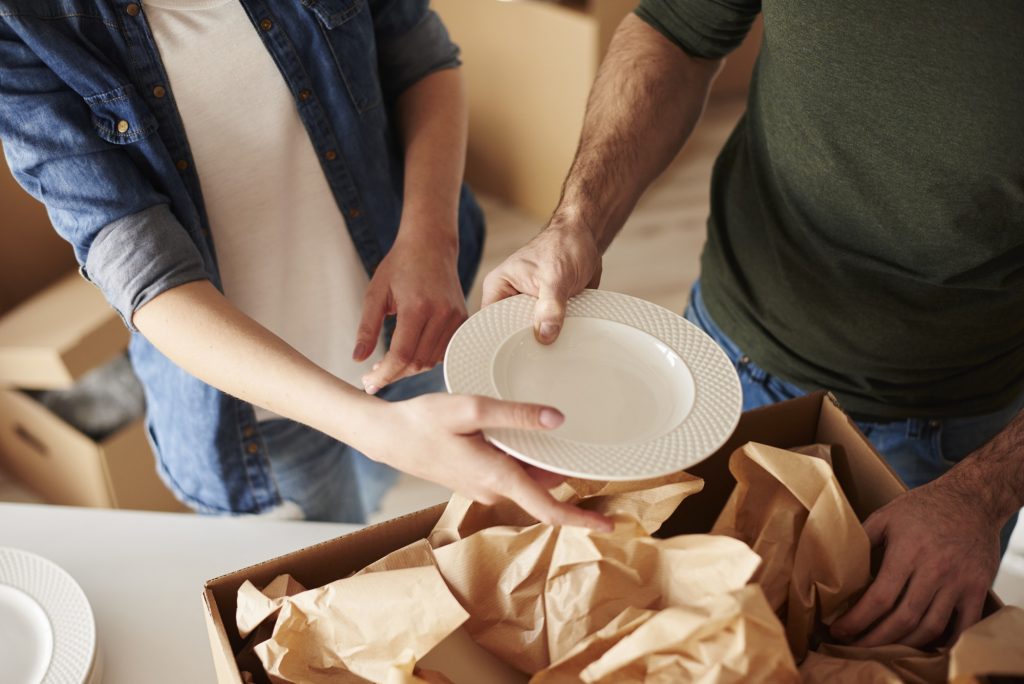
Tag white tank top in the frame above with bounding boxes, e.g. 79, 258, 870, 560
146, 0, 383, 420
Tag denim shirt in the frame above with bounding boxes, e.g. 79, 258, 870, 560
0, 0, 484, 513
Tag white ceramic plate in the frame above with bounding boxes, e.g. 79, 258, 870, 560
0, 548, 97, 684
444, 290, 742, 479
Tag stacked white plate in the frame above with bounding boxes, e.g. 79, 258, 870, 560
445, 290, 742, 480
0, 548, 100, 684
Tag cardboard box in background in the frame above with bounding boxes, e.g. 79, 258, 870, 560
0, 388, 183, 512
0, 142, 78, 316
433, 0, 763, 218
0, 270, 186, 513
203, 392, 998, 683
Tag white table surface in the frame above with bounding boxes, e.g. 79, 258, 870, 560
0, 503, 357, 684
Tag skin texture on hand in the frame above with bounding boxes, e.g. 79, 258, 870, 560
832, 412, 1024, 647
482, 221, 603, 344
354, 232, 466, 393
358, 393, 614, 531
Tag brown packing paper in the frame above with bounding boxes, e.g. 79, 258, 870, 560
576, 586, 799, 683
948, 605, 1024, 682
237, 574, 307, 639
530, 607, 656, 684
711, 442, 871, 658
431, 518, 761, 673
801, 643, 947, 684
427, 471, 704, 547
251, 566, 469, 684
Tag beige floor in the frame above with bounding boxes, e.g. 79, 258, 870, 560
3, 95, 1021, 606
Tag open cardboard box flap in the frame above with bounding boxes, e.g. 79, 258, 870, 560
0, 271, 126, 389
202, 392, 1001, 683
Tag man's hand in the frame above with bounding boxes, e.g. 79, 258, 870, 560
830, 477, 1001, 648
355, 232, 466, 393
482, 221, 602, 344
367, 393, 614, 531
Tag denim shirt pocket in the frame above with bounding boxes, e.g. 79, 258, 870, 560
84, 84, 158, 145
301, 0, 383, 113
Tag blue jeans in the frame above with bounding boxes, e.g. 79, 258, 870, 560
257, 366, 445, 523
684, 281, 1022, 553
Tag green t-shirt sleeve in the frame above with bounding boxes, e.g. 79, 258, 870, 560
635, 0, 761, 59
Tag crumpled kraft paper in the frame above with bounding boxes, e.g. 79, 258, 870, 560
711, 442, 870, 658
244, 566, 468, 684
238, 574, 307, 639
800, 643, 947, 684
948, 605, 1024, 682
534, 586, 799, 683
428, 471, 704, 547
431, 518, 761, 673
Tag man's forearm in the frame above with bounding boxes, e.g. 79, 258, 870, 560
394, 66, 466, 251
943, 409, 1024, 525
555, 14, 721, 250
131, 281, 383, 448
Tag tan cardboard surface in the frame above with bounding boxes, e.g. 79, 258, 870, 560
0, 271, 126, 389
0, 388, 184, 511
0, 146, 77, 316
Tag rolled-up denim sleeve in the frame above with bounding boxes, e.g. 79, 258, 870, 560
636, 0, 761, 59
0, 25, 209, 330
370, 0, 461, 100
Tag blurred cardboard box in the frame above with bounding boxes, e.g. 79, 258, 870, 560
0, 142, 78, 316
201, 392, 1000, 683
0, 273, 185, 512
433, 0, 763, 218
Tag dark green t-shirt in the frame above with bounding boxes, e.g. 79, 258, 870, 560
637, 0, 1024, 418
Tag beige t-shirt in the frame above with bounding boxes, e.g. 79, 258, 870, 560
146, 0, 382, 420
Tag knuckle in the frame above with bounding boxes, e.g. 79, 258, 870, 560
463, 396, 486, 424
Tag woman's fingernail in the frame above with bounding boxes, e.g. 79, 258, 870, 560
372, 362, 381, 371
365, 383, 380, 395
539, 408, 564, 428
538, 322, 559, 342
352, 342, 367, 360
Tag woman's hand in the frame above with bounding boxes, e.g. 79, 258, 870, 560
354, 231, 467, 394
359, 393, 614, 531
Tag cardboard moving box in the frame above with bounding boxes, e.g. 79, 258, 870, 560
0, 270, 185, 512
202, 392, 1001, 682
433, 0, 763, 218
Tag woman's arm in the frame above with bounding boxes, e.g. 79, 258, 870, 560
134, 281, 610, 530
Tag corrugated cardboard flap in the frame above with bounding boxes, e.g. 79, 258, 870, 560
0, 271, 126, 389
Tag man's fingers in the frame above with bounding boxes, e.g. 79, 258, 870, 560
353, 284, 389, 361
482, 270, 525, 308
451, 396, 565, 433
862, 509, 888, 548
851, 570, 940, 647
831, 542, 912, 640
898, 586, 958, 648
952, 588, 987, 643
534, 281, 570, 344
501, 466, 612, 531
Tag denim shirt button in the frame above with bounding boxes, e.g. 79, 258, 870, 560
298, 89, 311, 102
246, 442, 259, 455
125, 3, 140, 16
348, 207, 362, 219
152, 85, 167, 98
259, 18, 273, 31
242, 425, 255, 438
324, 149, 337, 161
175, 159, 189, 171
116, 120, 130, 134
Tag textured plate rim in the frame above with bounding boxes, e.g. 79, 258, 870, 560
444, 290, 742, 480
0, 547, 97, 684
